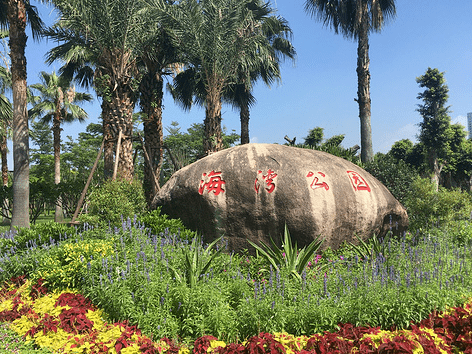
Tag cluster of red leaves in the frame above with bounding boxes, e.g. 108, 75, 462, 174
26, 313, 60, 337
30, 278, 48, 300
55, 292, 94, 310
416, 303, 472, 353
0, 294, 32, 322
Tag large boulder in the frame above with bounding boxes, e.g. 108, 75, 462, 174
151, 144, 408, 252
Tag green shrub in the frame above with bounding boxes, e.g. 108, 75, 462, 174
138, 208, 197, 240
79, 178, 147, 227
3, 222, 77, 254
404, 177, 472, 231
364, 153, 419, 204
31, 238, 115, 290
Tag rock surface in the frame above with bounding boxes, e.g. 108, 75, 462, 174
151, 144, 409, 252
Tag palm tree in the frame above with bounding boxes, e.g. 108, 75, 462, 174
136, 4, 180, 205
0, 0, 44, 228
0, 30, 12, 188
47, 0, 143, 180
225, 0, 295, 144
0, 31, 12, 224
304, 0, 396, 163
29, 71, 92, 222
158, 0, 272, 154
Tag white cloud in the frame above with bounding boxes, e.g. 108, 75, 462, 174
250, 136, 259, 143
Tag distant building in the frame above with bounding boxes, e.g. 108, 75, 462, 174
469, 112, 472, 139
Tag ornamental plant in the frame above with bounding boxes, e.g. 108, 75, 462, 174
247, 224, 324, 282
170, 235, 223, 288
0, 277, 177, 353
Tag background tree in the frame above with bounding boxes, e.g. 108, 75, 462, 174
0, 30, 12, 224
47, 0, 143, 180
0, 0, 45, 228
304, 126, 324, 147
161, 121, 239, 182
29, 119, 56, 223
224, 0, 295, 145
0, 30, 11, 188
136, 4, 179, 205
29, 71, 92, 222
161, 0, 272, 154
416, 67, 453, 191
304, 0, 396, 163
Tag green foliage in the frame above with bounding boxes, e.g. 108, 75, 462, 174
404, 177, 472, 230
4, 214, 472, 342
389, 139, 414, 161
248, 224, 324, 281
364, 153, 419, 203
79, 178, 147, 227
138, 208, 197, 241
303, 127, 323, 147
170, 236, 224, 288
441, 220, 472, 246
12, 221, 77, 251
349, 232, 392, 261
297, 127, 361, 164
161, 122, 239, 182
416, 68, 452, 152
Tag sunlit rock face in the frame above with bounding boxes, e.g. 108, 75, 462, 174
151, 144, 408, 252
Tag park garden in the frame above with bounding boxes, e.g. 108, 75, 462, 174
2, 0, 472, 352
1, 150, 472, 353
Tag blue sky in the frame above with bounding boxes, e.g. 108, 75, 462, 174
13, 0, 472, 157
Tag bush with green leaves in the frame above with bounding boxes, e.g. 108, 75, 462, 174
79, 178, 147, 227
364, 153, 419, 204
138, 208, 197, 241
404, 177, 472, 231
248, 224, 324, 282
0, 221, 77, 255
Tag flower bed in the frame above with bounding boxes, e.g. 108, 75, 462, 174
2, 276, 472, 353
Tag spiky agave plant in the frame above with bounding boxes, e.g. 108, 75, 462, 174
248, 224, 324, 282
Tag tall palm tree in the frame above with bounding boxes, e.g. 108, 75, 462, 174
47, 0, 143, 180
304, 0, 396, 163
29, 71, 92, 222
0, 30, 12, 187
157, 0, 272, 154
0, 0, 45, 228
136, 4, 179, 205
225, 0, 295, 144
0, 31, 12, 224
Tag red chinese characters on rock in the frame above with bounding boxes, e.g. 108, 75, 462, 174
306, 171, 329, 191
254, 169, 277, 194
347, 171, 371, 192
198, 170, 226, 195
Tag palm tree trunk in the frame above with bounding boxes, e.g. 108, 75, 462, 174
102, 100, 114, 178
240, 101, 250, 144
8, 0, 29, 228
1, 129, 10, 224
140, 70, 163, 206
53, 113, 64, 222
108, 93, 134, 180
356, 9, 374, 163
204, 90, 223, 154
